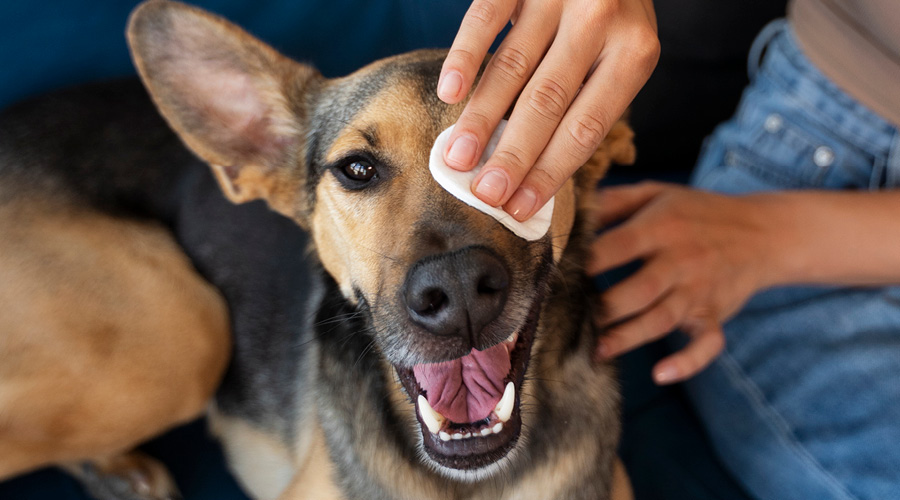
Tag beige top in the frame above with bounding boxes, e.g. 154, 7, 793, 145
789, 0, 900, 127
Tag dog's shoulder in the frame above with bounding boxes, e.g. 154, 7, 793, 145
0, 79, 201, 218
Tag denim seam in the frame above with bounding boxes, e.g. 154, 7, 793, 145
759, 67, 886, 154
757, 36, 893, 153
886, 131, 900, 188
718, 350, 862, 500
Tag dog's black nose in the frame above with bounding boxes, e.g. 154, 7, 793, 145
404, 247, 509, 341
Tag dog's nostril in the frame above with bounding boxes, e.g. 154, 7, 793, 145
407, 286, 448, 316
419, 288, 447, 315
477, 273, 508, 295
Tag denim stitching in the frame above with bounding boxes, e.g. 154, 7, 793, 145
718, 350, 862, 500
756, 31, 894, 153
886, 131, 900, 188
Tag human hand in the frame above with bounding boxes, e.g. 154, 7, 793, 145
588, 182, 785, 384
438, 0, 659, 222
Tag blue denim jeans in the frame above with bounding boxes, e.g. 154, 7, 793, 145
686, 20, 900, 500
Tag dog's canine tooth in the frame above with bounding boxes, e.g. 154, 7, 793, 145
495, 382, 515, 423
417, 395, 445, 434
504, 331, 519, 345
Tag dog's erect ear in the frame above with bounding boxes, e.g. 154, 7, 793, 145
127, 0, 321, 221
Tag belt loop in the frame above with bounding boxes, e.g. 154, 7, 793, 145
747, 18, 788, 80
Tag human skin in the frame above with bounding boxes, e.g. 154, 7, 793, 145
588, 182, 900, 384
437, 0, 659, 222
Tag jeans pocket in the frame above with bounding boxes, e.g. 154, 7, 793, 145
694, 82, 877, 193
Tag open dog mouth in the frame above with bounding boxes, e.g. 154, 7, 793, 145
394, 298, 541, 471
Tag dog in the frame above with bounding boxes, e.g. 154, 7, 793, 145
0, 1, 637, 498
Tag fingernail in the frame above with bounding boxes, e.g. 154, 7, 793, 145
473, 169, 508, 206
437, 70, 463, 101
653, 364, 680, 385
446, 134, 478, 168
506, 187, 538, 222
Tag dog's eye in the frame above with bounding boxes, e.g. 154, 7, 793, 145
342, 160, 376, 182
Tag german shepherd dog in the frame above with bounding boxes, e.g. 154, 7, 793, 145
0, 1, 637, 498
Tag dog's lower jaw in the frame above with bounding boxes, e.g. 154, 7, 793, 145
391, 292, 542, 477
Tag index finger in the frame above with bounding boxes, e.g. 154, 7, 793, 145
590, 181, 670, 227
586, 221, 656, 275
439, 0, 518, 103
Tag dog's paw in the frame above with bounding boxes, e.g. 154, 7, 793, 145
60, 451, 181, 500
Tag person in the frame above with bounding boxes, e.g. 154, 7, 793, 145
447, 0, 900, 498
453, 0, 899, 499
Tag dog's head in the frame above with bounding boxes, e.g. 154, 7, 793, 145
128, 0, 634, 480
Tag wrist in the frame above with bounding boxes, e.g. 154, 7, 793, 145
740, 192, 811, 290
743, 190, 900, 287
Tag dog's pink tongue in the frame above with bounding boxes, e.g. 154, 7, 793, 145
413, 343, 511, 423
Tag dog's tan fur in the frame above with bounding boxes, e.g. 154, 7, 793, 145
0, 196, 230, 481
1, 1, 638, 498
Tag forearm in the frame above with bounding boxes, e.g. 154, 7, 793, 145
756, 190, 900, 288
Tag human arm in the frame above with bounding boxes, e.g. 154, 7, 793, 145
438, 0, 659, 221
588, 182, 900, 384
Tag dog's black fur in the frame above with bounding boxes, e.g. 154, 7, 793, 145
0, 79, 318, 434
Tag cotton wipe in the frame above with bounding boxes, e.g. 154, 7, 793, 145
429, 120, 554, 241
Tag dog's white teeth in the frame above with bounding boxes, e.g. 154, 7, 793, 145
438, 420, 506, 442
417, 395, 445, 434
494, 382, 515, 423
504, 331, 519, 346
423, 388, 513, 441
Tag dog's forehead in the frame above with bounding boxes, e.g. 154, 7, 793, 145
307, 51, 455, 169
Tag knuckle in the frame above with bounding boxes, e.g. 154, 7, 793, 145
491, 45, 532, 82
611, 226, 641, 253
633, 274, 663, 305
490, 145, 529, 172
466, 0, 501, 28
527, 79, 570, 121
706, 329, 726, 354
654, 304, 679, 333
458, 108, 493, 136
524, 167, 564, 197
627, 25, 662, 67
446, 47, 482, 72
567, 111, 609, 156
585, 0, 617, 25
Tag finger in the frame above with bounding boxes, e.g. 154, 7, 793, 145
652, 321, 726, 385
599, 258, 676, 325
507, 19, 660, 220
442, 2, 559, 172
484, 12, 605, 217
589, 182, 670, 227
586, 222, 656, 275
595, 289, 689, 360
439, 0, 518, 104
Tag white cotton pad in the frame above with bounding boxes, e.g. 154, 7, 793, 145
429, 120, 554, 241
